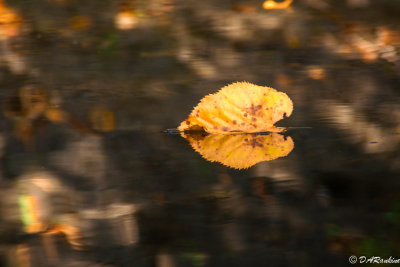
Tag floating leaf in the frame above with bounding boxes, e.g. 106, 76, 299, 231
178, 82, 293, 134
182, 132, 294, 169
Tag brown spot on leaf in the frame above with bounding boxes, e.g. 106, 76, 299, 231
222, 127, 229, 131
252, 117, 257, 122
233, 120, 237, 125
247, 104, 262, 116
244, 113, 248, 117
246, 138, 263, 148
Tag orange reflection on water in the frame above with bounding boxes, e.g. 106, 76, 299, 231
44, 214, 83, 250
89, 106, 116, 132
16, 172, 83, 258
0, 0, 22, 39
115, 2, 138, 30
69, 15, 92, 31
2, 85, 101, 150
262, 0, 293, 10
182, 132, 294, 169
306, 66, 326, 80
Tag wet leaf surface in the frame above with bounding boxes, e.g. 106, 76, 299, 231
178, 82, 293, 134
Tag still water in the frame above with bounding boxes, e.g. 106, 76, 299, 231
0, 0, 400, 266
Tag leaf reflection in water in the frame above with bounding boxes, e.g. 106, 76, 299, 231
182, 132, 294, 169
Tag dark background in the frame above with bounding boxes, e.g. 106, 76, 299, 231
0, 0, 399, 266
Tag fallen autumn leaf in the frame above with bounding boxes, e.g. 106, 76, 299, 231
178, 82, 293, 134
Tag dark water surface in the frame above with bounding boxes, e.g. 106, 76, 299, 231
0, 0, 400, 266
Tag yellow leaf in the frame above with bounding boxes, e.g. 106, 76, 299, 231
178, 82, 293, 134
182, 132, 294, 169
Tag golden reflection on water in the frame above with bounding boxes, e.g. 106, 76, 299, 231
262, 0, 293, 10
182, 132, 294, 169
0, 0, 22, 39
114, 2, 138, 30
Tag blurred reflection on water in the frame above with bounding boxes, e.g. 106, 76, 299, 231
0, 0, 400, 266
182, 132, 294, 169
